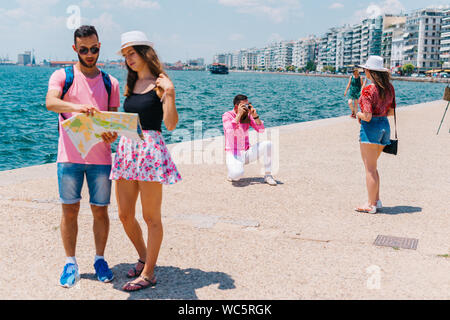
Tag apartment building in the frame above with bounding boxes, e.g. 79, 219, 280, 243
440, 8, 450, 68
351, 24, 362, 67
403, 8, 444, 71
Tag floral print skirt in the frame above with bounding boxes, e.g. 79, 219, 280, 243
110, 130, 182, 184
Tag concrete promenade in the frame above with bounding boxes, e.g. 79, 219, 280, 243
0, 100, 449, 300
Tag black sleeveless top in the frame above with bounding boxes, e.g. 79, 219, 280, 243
124, 90, 163, 132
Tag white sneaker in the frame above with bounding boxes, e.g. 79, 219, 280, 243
264, 175, 277, 186
376, 200, 382, 209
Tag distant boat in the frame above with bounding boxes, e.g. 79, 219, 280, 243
209, 63, 229, 74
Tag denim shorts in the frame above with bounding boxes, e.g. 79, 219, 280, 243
360, 116, 391, 146
57, 163, 112, 206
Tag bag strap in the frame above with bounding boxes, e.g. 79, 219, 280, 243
61, 65, 74, 101
100, 69, 112, 107
60, 65, 75, 121
392, 104, 397, 139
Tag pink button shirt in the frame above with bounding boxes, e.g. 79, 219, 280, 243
48, 67, 120, 165
222, 109, 265, 155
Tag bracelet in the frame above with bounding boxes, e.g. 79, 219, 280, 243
253, 116, 260, 120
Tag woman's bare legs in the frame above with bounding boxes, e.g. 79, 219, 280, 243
353, 99, 359, 116
137, 181, 163, 279
348, 99, 355, 116
116, 180, 147, 262
359, 143, 384, 208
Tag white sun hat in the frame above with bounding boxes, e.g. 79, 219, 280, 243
117, 30, 153, 55
358, 55, 389, 72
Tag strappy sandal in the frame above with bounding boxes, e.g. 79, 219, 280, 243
127, 259, 145, 278
355, 205, 377, 214
122, 275, 157, 292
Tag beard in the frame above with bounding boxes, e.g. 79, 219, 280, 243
78, 54, 98, 68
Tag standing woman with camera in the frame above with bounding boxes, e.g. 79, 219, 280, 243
355, 56, 396, 214
110, 31, 182, 291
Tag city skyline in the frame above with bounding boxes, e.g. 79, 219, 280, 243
213, 7, 450, 73
1, 0, 450, 64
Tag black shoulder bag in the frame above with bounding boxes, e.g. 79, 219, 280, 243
383, 106, 398, 155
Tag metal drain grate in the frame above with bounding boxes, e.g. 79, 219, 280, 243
374, 235, 419, 250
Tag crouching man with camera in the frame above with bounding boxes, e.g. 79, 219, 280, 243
222, 94, 277, 186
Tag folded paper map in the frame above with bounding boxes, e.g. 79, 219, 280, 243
61, 111, 144, 158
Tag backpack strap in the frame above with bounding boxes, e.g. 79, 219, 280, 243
61, 65, 74, 102
100, 69, 112, 107
59, 65, 75, 123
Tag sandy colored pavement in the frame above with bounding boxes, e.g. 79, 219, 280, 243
0, 100, 449, 300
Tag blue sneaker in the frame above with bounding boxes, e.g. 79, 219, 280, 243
59, 263, 80, 288
94, 259, 114, 283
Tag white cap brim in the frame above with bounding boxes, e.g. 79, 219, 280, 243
117, 41, 153, 55
358, 64, 389, 72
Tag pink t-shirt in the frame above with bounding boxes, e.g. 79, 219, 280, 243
48, 67, 120, 164
222, 109, 265, 155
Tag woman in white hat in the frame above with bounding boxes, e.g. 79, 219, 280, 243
109, 31, 182, 291
355, 56, 396, 214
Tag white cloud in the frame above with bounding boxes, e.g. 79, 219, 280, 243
329, 3, 344, 9
268, 32, 283, 43
120, 0, 160, 9
218, 0, 302, 24
80, 0, 94, 8
3, 7, 29, 19
79, 0, 160, 10
354, 0, 405, 20
90, 12, 122, 35
229, 33, 245, 41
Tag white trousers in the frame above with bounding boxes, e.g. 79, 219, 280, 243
226, 141, 272, 180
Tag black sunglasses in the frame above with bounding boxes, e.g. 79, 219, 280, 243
78, 46, 100, 55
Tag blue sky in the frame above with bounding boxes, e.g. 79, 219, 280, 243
0, 0, 449, 63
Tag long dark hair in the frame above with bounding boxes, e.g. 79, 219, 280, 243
366, 69, 392, 100
124, 45, 166, 97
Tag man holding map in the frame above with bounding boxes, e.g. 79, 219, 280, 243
45, 25, 120, 288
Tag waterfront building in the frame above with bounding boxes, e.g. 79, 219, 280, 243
326, 28, 338, 69
382, 16, 407, 69
292, 36, 319, 70
360, 16, 383, 65
336, 28, 345, 71
391, 29, 405, 69
232, 50, 240, 69
403, 8, 444, 72
351, 24, 362, 67
335, 26, 353, 71
292, 39, 303, 68
317, 35, 329, 71
17, 51, 31, 65
213, 53, 226, 64
187, 58, 205, 66
257, 50, 266, 70
239, 48, 259, 70
263, 44, 277, 70
302, 37, 319, 69
49, 61, 77, 67
440, 8, 450, 69
343, 28, 354, 69
283, 41, 294, 68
